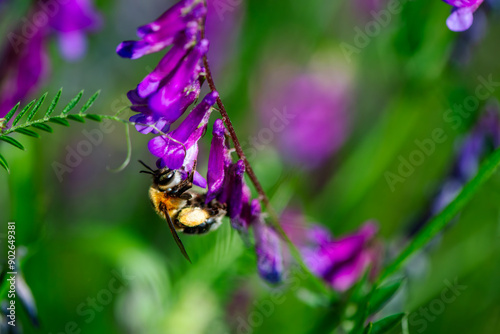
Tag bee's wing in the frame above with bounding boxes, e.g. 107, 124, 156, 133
162, 208, 192, 263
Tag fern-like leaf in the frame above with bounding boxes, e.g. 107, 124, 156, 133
31, 123, 53, 133
67, 114, 86, 123
15, 129, 40, 138
79, 91, 100, 114
44, 89, 62, 118
0, 90, 102, 173
12, 100, 36, 126
3, 103, 20, 123
0, 153, 9, 173
0, 136, 25, 150
27, 92, 48, 121
62, 90, 83, 114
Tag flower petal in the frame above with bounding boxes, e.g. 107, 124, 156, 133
253, 206, 284, 284
446, 6, 476, 32
206, 119, 227, 202
149, 39, 209, 114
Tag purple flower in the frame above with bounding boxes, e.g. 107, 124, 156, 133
148, 39, 208, 117
443, 0, 484, 31
118, 2, 210, 142
258, 72, 350, 169
116, 0, 205, 59
136, 26, 198, 99
206, 119, 228, 202
49, 0, 101, 61
283, 210, 379, 292
127, 89, 170, 134
148, 92, 217, 186
252, 200, 284, 284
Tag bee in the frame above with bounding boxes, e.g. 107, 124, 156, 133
139, 160, 226, 262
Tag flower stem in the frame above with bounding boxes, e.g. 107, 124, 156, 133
202, 57, 271, 207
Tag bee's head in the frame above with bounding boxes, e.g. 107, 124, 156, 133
153, 168, 182, 191
139, 160, 181, 192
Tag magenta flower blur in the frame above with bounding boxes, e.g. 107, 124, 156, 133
443, 0, 484, 31
0, 30, 48, 118
252, 200, 284, 284
283, 210, 379, 292
49, 0, 101, 61
0, 0, 101, 118
259, 72, 350, 169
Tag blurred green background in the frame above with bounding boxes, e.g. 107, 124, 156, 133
1, 0, 500, 333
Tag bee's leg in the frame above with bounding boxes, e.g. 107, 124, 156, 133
171, 161, 197, 196
171, 179, 192, 196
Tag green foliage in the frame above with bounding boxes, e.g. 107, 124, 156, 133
368, 278, 405, 315
365, 313, 405, 334
379, 148, 500, 283
0, 89, 102, 173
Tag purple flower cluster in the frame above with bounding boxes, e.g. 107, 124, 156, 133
283, 210, 380, 292
0, 0, 101, 118
117, 0, 284, 284
116, 0, 213, 184
443, 0, 484, 31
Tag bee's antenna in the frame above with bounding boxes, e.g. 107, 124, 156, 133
138, 160, 155, 172
140, 170, 154, 175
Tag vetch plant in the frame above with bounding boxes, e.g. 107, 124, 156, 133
116, 0, 288, 282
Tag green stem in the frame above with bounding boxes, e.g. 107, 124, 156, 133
378, 148, 500, 283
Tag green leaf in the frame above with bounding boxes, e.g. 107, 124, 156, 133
3, 102, 20, 123
49, 118, 70, 127
12, 100, 36, 126
368, 278, 404, 315
379, 148, 500, 282
15, 128, 40, 138
31, 123, 53, 133
363, 323, 372, 334
27, 92, 48, 121
0, 154, 9, 173
61, 90, 83, 114
0, 136, 25, 150
369, 313, 405, 334
85, 114, 102, 122
79, 91, 100, 114
67, 114, 85, 123
45, 89, 62, 118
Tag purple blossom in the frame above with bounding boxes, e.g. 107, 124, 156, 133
206, 119, 228, 202
147, 92, 217, 186
283, 210, 380, 292
252, 200, 284, 284
148, 39, 208, 117
116, 0, 205, 59
136, 26, 198, 99
117, 0, 210, 153
443, 0, 484, 31
127, 89, 170, 134
49, 0, 101, 61
259, 72, 350, 169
